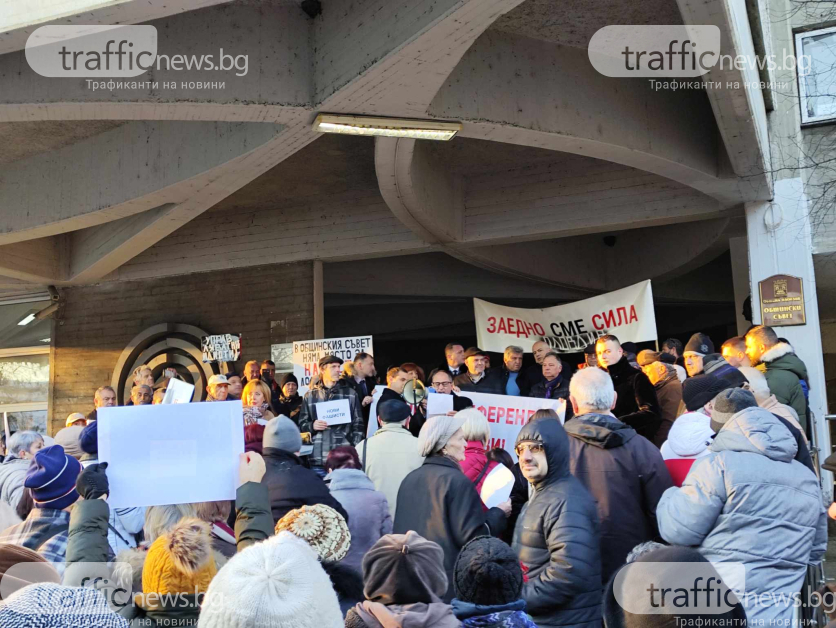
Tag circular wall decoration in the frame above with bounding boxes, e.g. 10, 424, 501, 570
110, 323, 235, 404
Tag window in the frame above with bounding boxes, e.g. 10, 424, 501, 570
796, 27, 836, 124
0, 347, 50, 436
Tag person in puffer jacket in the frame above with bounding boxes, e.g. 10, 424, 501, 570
656, 391, 827, 627
659, 411, 714, 486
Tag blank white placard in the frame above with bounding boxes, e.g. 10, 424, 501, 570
97, 401, 244, 508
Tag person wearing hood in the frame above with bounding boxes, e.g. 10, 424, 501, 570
325, 446, 392, 575
659, 411, 714, 486
637, 351, 682, 447
512, 415, 601, 628
595, 336, 661, 443
452, 536, 538, 627
745, 325, 809, 431
345, 531, 459, 628
276, 373, 303, 424
0, 431, 44, 511
394, 413, 510, 602
682, 332, 714, 377
656, 388, 827, 626
563, 367, 673, 584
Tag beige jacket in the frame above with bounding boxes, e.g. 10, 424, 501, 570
761, 394, 807, 442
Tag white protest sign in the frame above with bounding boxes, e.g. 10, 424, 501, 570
293, 335, 373, 394
366, 386, 386, 439
474, 280, 656, 353
316, 399, 351, 426
161, 378, 194, 404
426, 392, 454, 417
97, 401, 244, 508
480, 464, 515, 508
201, 334, 241, 362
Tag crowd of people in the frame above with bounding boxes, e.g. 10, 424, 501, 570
0, 323, 828, 628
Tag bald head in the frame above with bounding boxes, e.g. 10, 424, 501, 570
532, 341, 549, 365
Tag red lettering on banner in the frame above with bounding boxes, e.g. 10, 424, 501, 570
534, 324, 545, 336
304, 364, 312, 377
629, 305, 638, 323
488, 437, 506, 451
603, 310, 616, 327
524, 321, 535, 337
516, 319, 528, 338
487, 406, 497, 423
507, 319, 516, 335
496, 318, 505, 334
592, 314, 604, 330
496, 407, 506, 423
477, 405, 489, 418
487, 317, 497, 333
616, 307, 628, 326
517, 409, 527, 425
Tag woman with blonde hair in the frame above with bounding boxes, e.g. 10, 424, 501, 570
242, 379, 275, 426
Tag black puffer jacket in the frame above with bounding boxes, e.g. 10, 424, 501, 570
512, 418, 602, 628
602, 357, 661, 443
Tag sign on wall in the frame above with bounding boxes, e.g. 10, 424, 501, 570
759, 274, 806, 327
201, 334, 241, 363
474, 280, 657, 353
292, 335, 374, 394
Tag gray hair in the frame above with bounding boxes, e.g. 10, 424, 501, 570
143, 503, 197, 544
8, 431, 43, 457
503, 346, 524, 360
94, 386, 115, 401
418, 414, 466, 457
568, 367, 615, 412
459, 408, 490, 445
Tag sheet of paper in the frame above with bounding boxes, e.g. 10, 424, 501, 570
97, 401, 244, 508
556, 398, 566, 422
162, 378, 195, 404
480, 464, 516, 509
426, 392, 454, 417
366, 386, 386, 439
316, 399, 351, 425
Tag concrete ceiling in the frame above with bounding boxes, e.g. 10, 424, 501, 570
0, 121, 124, 166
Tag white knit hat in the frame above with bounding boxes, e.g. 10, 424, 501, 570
197, 532, 343, 628
0, 582, 128, 627
417, 414, 467, 457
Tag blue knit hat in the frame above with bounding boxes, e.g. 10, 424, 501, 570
0, 582, 128, 627
79, 420, 98, 455
24, 445, 81, 510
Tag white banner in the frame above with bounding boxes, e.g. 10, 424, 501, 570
427, 391, 565, 461
474, 280, 656, 353
292, 335, 373, 395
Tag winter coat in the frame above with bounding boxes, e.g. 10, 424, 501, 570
454, 368, 506, 395
520, 363, 545, 396
772, 413, 816, 475
340, 374, 377, 432
261, 447, 349, 523
501, 367, 531, 397
659, 411, 713, 486
652, 369, 682, 447
0, 456, 29, 511
298, 379, 365, 467
563, 412, 673, 584
528, 375, 569, 401
452, 599, 538, 628
758, 342, 809, 431
602, 357, 661, 443
761, 394, 805, 440
511, 418, 601, 628
461, 441, 500, 498
328, 468, 393, 574
346, 600, 460, 628
276, 393, 303, 425
356, 423, 424, 521
394, 456, 507, 602
657, 407, 827, 626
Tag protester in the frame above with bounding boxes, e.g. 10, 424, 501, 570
0, 544, 59, 600
459, 408, 500, 499
563, 366, 672, 583
682, 332, 713, 377
243, 423, 265, 454
401, 362, 425, 384
454, 347, 504, 394
486, 447, 528, 545
345, 531, 459, 628
745, 325, 809, 430
241, 360, 261, 385
659, 411, 714, 486
195, 501, 236, 558
130, 384, 153, 406
428, 368, 474, 412
596, 335, 661, 442
298, 355, 365, 476
658, 351, 687, 382
441, 343, 468, 377
661, 337, 685, 368
261, 359, 282, 410
721, 335, 751, 367
0, 582, 129, 627
581, 344, 598, 369
152, 388, 166, 405
528, 352, 571, 411
520, 340, 549, 391
637, 350, 682, 446
355, 400, 423, 520
226, 374, 243, 400
88, 385, 117, 422
702, 353, 748, 388
738, 365, 806, 437
65, 413, 86, 427
341, 353, 377, 429
325, 446, 392, 575
261, 415, 347, 523
379, 366, 409, 406
394, 413, 510, 601
657, 387, 827, 626
276, 373, 303, 424
452, 536, 538, 628
512, 415, 602, 628
241, 379, 276, 426
0, 431, 44, 511
501, 345, 528, 396
53, 425, 84, 460
205, 374, 229, 402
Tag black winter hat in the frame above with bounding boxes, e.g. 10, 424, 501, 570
681, 374, 730, 412
684, 332, 714, 355
280, 372, 298, 388
453, 536, 523, 606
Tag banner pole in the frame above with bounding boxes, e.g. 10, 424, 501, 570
655, 340, 660, 352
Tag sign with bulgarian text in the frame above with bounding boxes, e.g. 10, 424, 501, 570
293, 335, 373, 395
474, 280, 657, 353
759, 274, 806, 327
201, 334, 241, 363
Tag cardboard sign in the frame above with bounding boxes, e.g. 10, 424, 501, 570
759, 274, 806, 326
292, 336, 373, 394
161, 378, 194, 404
316, 399, 351, 426
474, 280, 657, 353
201, 334, 241, 362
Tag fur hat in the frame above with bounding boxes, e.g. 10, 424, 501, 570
198, 532, 343, 628
0, 582, 128, 627
453, 536, 523, 606
275, 505, 350, 564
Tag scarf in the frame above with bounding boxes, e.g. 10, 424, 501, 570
242, 403, 269, 426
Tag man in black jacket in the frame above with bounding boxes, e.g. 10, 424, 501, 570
596, 335, 661, 443
440, 342, 469, 377
428, 369, 474, 412
454, 347, 505, 395
500, 345, 528, 396
340, 352, 377, 431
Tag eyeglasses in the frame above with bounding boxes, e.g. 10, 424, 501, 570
431, 381, 453, 388
515, 442, 544, 456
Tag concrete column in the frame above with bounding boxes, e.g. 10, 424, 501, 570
744, 178, 831, 500
729, 236, 751, 335
313, 260, 324, 338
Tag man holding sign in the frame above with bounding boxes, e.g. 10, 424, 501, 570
298, 355, 364, 476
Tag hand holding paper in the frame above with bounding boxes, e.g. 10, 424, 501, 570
315, 399, 351, 426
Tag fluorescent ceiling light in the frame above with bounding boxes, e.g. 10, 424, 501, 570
17, 313, 36, 326
40, 338, 51, 343
312, 114, 461, 141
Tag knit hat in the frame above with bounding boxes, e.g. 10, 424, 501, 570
681, 374, 730, 412
0, 545, 60, 600
418, 414, 467, 457
53, 426, 84, 460
684, 332, 713, 355
79, 421, 98, 455
140, 518, 217, 606
709, 388, 758, 433
362, 532, 448, 605
280, 372, 298, 388
636, 350, 663, 367
198, 532, 343, 628
275, 505, 350, 564
24, 445, 81, 510
0, 582, 128, 627
378, 399, 411, 423
453, 536, 523, 606
318, 355, 343, 369
263, 415, 302, 453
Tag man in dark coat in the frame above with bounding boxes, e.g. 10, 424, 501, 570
339, 352, 377, 432
512, 417, 602, 628
454, 347, 505, 395
428, 369, 474, 412
275, 373, 303, 425
439, 342, 469, 377
596, 335, 661, 443
260, 415, 348, 523
564, 366, 673, 585
637, 350, 683, 447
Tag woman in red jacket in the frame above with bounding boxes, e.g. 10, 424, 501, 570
458, 408, 500, 504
